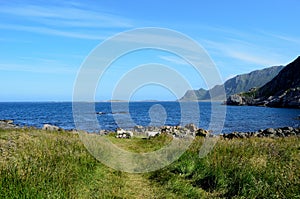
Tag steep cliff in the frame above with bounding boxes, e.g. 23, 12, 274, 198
180, 65, 284, 101
226, 56, 300, 108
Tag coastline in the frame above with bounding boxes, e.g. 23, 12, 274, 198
1, 119, 299, 140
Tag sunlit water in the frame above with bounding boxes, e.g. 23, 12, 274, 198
0, 102, 299, 133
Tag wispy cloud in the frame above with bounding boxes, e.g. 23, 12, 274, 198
0, 5, 132, 28
0, 24, 107, 40
0, 2, 133, 39
113, 29, 216, 66
262, 32, 300, 45
159, 55, 189, 65
202, 39, 285, 66
0, 58, 76, 74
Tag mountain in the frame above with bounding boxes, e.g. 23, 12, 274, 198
226, 56, 300, 108
258, 56, 300, 97
180, 65, 284, 101
180, 88, 209, 101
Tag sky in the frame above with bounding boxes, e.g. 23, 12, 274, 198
0, 0, 299, 101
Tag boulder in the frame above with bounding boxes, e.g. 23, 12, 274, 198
127, 131, 134, 137
226, 94, 245, 105
161, 126, 171, 133
42, 124, 61, 131
276, 132, 285, 137
196, 129, 208, 137
133, 125, 145, 133
185, 123, 198, 132
223, 132, 239, 139
115, 128, 133, 138
237, 133, 247, 138
0, 120, 17, 129
99, 130, 109, 135
116, 128, 126, 135
147, 126, 160, 132
281, 127, 294, 131
0, 119, 14, 124
146, 131, 160, 138
262, 128, 276, 135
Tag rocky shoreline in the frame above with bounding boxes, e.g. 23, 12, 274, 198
226, 87, 300, 108
222, 126, 300, 139
225, 56, 300, 109
1, 119, 299, 140
112, 124, 300, 140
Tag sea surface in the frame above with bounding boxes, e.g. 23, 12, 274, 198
0, 102, 299, 133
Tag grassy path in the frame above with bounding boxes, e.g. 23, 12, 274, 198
0, 128, 299, 198
76, 167, 165, 198
0, 129, 170, 198
123, 173, 162, 199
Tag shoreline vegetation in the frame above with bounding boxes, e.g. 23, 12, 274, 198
0, 120, 299, 198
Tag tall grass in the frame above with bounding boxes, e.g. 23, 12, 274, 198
148, 137, 300, 198
0, 128, 163, 198
0, 128, 299, 198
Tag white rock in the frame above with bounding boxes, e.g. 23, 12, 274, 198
146, 131, 160, 137
116, 128, 126, 135
42, 124, 60, 131
127, 131, 133, 137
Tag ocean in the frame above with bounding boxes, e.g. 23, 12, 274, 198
0, 102, 299, 133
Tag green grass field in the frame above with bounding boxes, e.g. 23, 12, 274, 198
0, 128, 299, 198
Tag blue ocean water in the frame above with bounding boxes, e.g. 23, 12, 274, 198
0, 102, 299, 133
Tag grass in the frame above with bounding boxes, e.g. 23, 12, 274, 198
0, 128, 299, 198
149, 137, 300, 198
107, 132, 173, 153
239, 89, 258, 99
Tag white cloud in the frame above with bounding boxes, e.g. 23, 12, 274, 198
0, 5, 133, 28
112, 30, 215, 67
159, 55, 189, 65
202, 39, 285, 66
0, 24, 108, 40
0, 3, 133, 39
227, 51, 279, 66
264, 33, 300, 45
0, 59, 76, 74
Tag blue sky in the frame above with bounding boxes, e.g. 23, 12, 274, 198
0, 0, 299, 101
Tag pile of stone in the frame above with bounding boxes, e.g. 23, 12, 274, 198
223, 126, 300, 139
159, 123, 209, 138
114, 123, 209, 139
114, 124, 299, 140
0, 120, 18, 129
115, 128, 134, 139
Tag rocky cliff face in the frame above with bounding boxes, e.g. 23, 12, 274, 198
180, 65, 284, 101
258, 56, 300, 97
226, 56, 300, 108
180, 88, 208, 101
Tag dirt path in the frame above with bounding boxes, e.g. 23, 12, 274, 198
122, 173, 165, 199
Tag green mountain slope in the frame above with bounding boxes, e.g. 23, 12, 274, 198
226, 56, 300, 108
258, 56, 300, 97
180, 65, 284, 101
